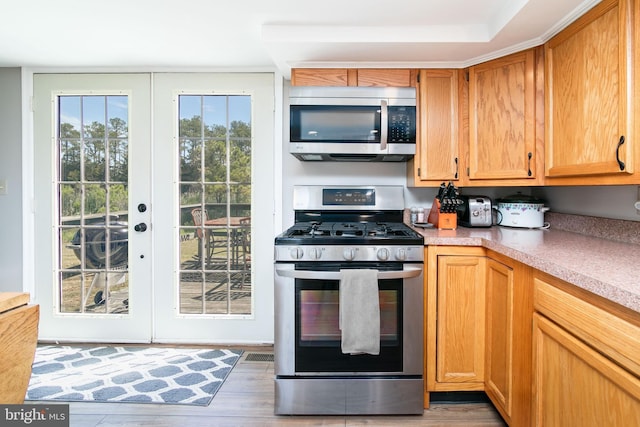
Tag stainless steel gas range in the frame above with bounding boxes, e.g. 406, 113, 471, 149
274, 185, 424, 415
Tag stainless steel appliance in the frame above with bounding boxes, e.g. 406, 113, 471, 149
274, 185, 424, 415
289, 87, 416, 162
457, 195, 493, 227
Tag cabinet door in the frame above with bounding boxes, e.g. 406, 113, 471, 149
485, 259, 514, 420
410, 69, 460, 185
291, 68, 414, 87
545, 0, 634, 180
468, 50, 537, 181
356, 69, 413, 87
290, 68, 352, 86
533, 313, 640, 427
434, 254, 486, 388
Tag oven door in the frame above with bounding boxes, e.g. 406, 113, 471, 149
274, 262, 423, 377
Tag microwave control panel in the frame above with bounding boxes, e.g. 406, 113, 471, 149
388, 106, 416, 142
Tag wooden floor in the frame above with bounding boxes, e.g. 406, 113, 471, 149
39, 347, 506, 427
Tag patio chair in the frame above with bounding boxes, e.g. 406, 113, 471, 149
239, 217, 251, 288
191, 208, 215, 266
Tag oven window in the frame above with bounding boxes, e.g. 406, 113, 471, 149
295, 272, 403, 373
299, 289, 398, 345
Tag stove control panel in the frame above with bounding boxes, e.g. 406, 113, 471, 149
275, 245, 424, 262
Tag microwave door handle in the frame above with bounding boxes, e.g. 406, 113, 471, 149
275, 265, 422, 280
380, 99, 388, 151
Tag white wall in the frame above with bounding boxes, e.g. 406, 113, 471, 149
535, 185, 640, 221
0, 68, 23, 291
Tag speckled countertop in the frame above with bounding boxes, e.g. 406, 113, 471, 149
409, 213, 640, 314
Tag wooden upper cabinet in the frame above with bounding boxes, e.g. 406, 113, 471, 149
290, 68, 351, 86
290, 68, 415, 87
356, 69, 413, 87
545, 0, 636, 183
468, 49, 539, 182
408, 69, 460, 186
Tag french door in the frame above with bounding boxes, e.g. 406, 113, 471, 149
33, 73, 274, 343
33, 73, 152, 341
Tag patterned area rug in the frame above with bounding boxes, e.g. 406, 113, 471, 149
26, 345, 243, 406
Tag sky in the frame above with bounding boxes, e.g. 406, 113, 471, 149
59, 94, 251, 132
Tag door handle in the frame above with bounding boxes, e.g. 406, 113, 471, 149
275, 265, 423, 280
380, 99, 388, 151
134, 223, 147, 232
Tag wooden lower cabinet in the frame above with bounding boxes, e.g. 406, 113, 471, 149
426, 246, 486, 398
426, 247, 640, 426
484, 253, 533, 426
533, 273, 640, 426
533, 313, 640, 426
426, 247, 533, 424
485, 258, 514, 419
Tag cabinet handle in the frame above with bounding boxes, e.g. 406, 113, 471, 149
454, 157, 458, 179
616, 136, 626, 171
527, 152, 532, 177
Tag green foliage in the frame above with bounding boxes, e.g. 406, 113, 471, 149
59, 106, 251, 218
179, 115, 252, 210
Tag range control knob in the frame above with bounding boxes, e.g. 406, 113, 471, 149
377, 248, 390, 261
289, 247, 304, 260
343, 248, 356, 261
308, 248, 322, 260
395, 248, 407, 261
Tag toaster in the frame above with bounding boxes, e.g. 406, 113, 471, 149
457, 195, 493, 227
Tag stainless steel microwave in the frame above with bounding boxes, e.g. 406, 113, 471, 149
289, 86, 416, 162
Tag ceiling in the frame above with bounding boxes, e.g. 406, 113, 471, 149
0, 0, 599, 78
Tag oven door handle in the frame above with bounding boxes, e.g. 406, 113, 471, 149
275, 265, 423, 280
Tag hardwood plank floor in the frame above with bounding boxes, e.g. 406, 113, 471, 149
36, 348, 506, 427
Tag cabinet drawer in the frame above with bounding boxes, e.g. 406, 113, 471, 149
534, 277, 640, 377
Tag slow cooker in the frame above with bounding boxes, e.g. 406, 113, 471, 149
495, 193, 549, 229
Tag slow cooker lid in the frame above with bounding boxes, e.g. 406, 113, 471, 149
497, 193, 545, 204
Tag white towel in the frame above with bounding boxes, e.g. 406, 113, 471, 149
339, 269, 380, 355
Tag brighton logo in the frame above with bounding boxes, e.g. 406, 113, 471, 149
1, 405, 69, 426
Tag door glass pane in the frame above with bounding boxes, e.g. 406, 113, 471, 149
178, 94, 252, 315
57, 95, 130, 314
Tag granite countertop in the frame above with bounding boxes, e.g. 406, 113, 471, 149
410, 220, 640, 314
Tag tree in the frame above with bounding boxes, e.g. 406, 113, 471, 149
59, 96, 253, 220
